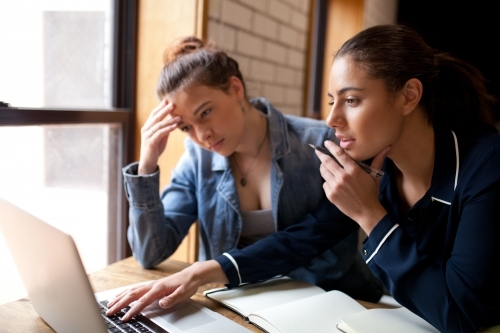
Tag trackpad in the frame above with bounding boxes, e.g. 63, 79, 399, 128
142, 300, 216, 331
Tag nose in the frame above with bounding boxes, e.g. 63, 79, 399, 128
325, 103, 344, 129
194, 125, 211, 143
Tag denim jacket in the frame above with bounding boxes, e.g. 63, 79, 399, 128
122, 98, 383, 301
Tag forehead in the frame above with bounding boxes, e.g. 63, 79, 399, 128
329, 56, 367, 87
328, 55, 389, 96
168, 84, 213, 103
167, 84, 222, 117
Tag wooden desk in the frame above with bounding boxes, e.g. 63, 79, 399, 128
0, 256, 389, 332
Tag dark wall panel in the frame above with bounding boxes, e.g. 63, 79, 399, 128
397, 0, 500, 120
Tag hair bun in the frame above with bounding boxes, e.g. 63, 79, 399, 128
163, 36, 206, 65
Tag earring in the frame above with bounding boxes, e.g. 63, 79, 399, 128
241, 103, 247, 114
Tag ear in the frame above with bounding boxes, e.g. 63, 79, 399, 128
228, 76, 245, 103
400, 78, 423, 116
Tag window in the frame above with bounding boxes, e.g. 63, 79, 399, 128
0, 0, 136, 305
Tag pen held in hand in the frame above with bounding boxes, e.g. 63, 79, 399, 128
309, 144, 385, 180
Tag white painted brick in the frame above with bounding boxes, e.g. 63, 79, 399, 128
281, 0, 300, 9
290, 9, 308, 31
278, 24, 298, 47
245, 78, 262, 98
296, 31, 307, 50
299, 0, 310, 13
250, 59, 275, 82
275, 66, 294, 85
263, 41, 287, 63
364, 0, 397, 28
253, 13, 278, 39
287, 48, 305, 68
268, 0, 290, 23
294, 69, 305, 87
222, 0, 253, 30
236, 31, 264, 57
209, 0, 221, 19
208, 20, 236, 52
262, 83, 285, 104
285, 87, 303, 105
239, 0, 267, 12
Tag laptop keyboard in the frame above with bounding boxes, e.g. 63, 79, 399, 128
99, 300, 169, 333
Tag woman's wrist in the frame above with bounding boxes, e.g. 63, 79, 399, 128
190, 260, 229, 285
358, 206, 387, 236
138, 160, 157, 175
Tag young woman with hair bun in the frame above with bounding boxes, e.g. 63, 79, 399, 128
107, 36, 383, 319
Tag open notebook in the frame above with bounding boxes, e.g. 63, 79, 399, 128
204, 276, 439, 333
0, 196, 251, 333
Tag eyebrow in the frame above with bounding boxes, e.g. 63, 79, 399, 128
176, 100, 212, 128
328, 86, 364, 98
193, 101, 211, 115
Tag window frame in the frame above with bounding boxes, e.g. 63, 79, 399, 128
0, 0, 137, 263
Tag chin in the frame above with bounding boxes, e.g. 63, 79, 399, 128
344, 150, 360, 161
347, 151, 371, 163
217, 147, 233, 157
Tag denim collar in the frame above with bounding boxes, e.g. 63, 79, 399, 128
211, 98, 290, 172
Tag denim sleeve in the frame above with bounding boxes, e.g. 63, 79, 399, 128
122, 152, 198, 268
215, 198, 358, 287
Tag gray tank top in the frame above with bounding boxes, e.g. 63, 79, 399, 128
237, 209, 275, 248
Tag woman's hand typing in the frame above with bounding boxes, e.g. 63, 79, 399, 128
105, 260, 229, 322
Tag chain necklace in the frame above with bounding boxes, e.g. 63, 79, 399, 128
232, 131, 268, 187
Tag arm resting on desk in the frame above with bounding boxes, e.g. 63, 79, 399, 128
215, 199, 358, 287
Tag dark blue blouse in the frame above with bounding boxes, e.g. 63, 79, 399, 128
216, 127, 500, 332
363, 128, 500, 332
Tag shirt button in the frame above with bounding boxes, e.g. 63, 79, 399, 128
363, 249, 368, 256
408, 217, 413, 222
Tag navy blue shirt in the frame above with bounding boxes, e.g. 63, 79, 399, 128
364, 128, 500, 332
216, 127, 500, 332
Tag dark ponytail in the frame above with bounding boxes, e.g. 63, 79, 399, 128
431, 53, 496, 132
335, 24, 497, 134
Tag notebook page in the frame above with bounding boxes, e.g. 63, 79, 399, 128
340, 307, 439, 333
248, 290, 366, 333
205, 277, 323, 317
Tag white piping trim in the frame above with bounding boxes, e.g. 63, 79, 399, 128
365, 224, 399, 264
451, 130, 459, 190
223, 252, 242, 286
431, 196, 451, 205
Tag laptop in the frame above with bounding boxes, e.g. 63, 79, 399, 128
0, 197, 251, 333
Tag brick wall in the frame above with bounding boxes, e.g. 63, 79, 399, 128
364, 0, 398, 28
208, 0, 311, 116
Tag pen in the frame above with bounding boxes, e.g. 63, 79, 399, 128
309, 144, 385, 179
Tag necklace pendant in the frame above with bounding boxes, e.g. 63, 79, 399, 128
240, 178, 247, 187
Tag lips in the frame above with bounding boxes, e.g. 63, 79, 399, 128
336, 135, 355, 149
209, 138, 224, 151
